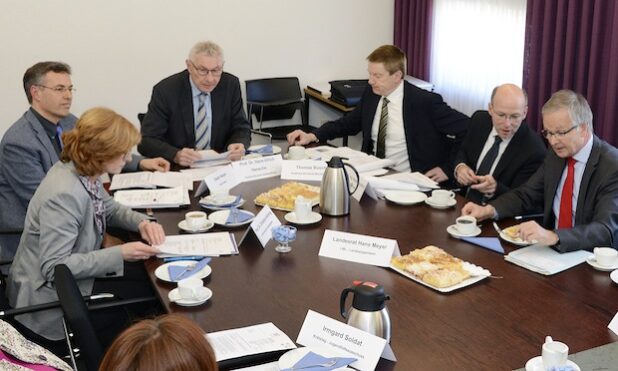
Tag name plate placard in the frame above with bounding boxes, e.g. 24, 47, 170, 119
318, 230, 400, 267
250, 205, 281, 248
296, 310, 390, 371
204, 165, 239, 191
280, 160, 327, 181
232, 155, 283, 182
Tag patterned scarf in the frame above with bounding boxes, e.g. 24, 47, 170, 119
78, 175, 105, 235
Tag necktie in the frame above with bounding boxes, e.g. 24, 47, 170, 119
467, 135, 502, 204
558, 157, 576, 228
376, 97, 389, 158
55, 124, 64, 150
195, 93, 210, 150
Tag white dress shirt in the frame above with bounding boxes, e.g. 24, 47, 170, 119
475, 127, 513, 175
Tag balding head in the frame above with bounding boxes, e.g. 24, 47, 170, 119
488, 84, 528, 140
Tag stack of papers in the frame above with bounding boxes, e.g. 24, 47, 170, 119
109, 171, 193, 191
192, 150, 231, 168
157, 232, 239, 257
113, 186, 190, 209
505, 245, 592, 275
381, 172, 439, 190
306, 146, 395, 173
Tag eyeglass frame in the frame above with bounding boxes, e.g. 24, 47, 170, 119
541, 123, 582, 139
35, 84, 76, 93
188, 60, 223, 77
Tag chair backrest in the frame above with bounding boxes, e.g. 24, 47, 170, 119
54, 264, 103, 371
245, 77, 302, 104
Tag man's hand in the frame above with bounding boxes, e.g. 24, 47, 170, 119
139, 157, 170, 172
518, 221, 559, 246
470, 174, 497, 194
138, 220, 165, 245
227, 143, 245, 161
455, 163, 477, 186
425, 167, 448, 183
461, 202, 496, 221
287, 130, 317, 146
120, 241, 160, 262
173, 148, 202, 167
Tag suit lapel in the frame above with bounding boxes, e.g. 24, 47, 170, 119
492, 124, 525, 178
576, 136, 600, 224
543, 153, 565, 225
362, 91, 380, 153
210, 81, 224, 149
181, 73, 196, 146
26, 111, 58, 166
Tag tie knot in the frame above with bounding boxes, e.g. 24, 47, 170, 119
493, 135, 502, 145
567, 157, 576, 167
55, 124, 63, 136
383, 97, 390, 105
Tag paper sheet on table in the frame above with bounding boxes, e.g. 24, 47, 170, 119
157, 232, 239, 256
180, 165, 230, 181
113, 186, 190, 208
192, 150, 231, 168
364, 176, 421, 200
110, 171, 193, 191
381, 171, 439, 189
504, 244, 592, 275
344, 156, 395, 173
206, 322, 296, 362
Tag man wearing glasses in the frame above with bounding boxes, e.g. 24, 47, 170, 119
0, 61, 169, 268
462, 90, 618, 252
138, 41, 251, 166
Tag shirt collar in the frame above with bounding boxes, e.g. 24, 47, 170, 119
488, 127, 512, 145
189, 75, 207, 98
572, 133, 593, 164
30, 107, 61, 137
384, 80, 404, 101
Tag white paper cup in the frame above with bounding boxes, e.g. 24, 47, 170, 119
294, 196, 312, 220
177, 277, 204, 300
542, 338, 569, 369
185, 211, 208, 230
455, 216, 477, 234
594, 247, 618, 267
432, 189, 455, 204
287, 146, 306, 160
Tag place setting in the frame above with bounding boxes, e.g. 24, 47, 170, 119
424, 189, 457, 209
199, 188, 245, 210
586, 247, 618, 271
447, 215, 482, 238
277, 346, 356, 371
177, 211, 214, 233
381, 189, 427, 206
209, 207, 255, 227
167, 276, 213, 307
284, 195, 322, 225
155, 257, 212, 283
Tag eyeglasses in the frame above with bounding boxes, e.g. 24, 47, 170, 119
36, 85, 76, 94
541, 123, 581, 139
188, 60, 223, 77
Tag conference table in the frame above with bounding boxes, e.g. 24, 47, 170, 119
143, 176, 618, 370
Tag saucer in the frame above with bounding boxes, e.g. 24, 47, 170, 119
524, 356, 580, 371
611, 269, 618, 284
284, 211, 322, 225
155, 261, 212, 282
382, 190, 428, 205
425, 197, 456, 209
178, 220, 214, 233
201, 194, 238, 206
586, 256, 618, 271
447, 224, 481, 238
247, 144, 282, 155
208, 209, 255, 227
199, 197, 245, 210
168, 287, 212, 306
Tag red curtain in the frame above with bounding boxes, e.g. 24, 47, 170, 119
394, 0, 433, 80
523, 0, 618, 145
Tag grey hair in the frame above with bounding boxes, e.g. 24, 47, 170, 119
188, 41, 224, 63
542, 89, 593, 131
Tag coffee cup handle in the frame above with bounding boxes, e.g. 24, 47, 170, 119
449, 191, 456, 198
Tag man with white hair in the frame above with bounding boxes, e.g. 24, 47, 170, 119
462, 89, 618, 252
139, 41, 251, 166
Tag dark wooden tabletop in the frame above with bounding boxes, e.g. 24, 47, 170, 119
144, 177, 618, 370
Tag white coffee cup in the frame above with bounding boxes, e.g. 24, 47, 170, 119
210, 187, 230, 204
294, 196, 312, 220
177, 277, 204, 300
542, 336, 568, 369
185, 211, 208, 230
432, 189, 455, 204
287, 146, 306, 160
455, 216, 477, 234
593, 247, 618, 267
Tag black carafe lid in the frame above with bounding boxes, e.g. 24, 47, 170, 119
351, 281, 389, 311
327, 156, 346, 168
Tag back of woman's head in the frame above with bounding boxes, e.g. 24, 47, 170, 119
62, 107, 140, 176
99, 314, 218, 371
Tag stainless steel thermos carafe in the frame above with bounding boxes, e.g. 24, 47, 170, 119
320, 156, 359, 216
340, 280, 391, 342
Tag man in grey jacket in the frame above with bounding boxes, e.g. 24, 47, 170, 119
0, 61, 168, 268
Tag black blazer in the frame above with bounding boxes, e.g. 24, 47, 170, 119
492, 136, 618, 252
313, 82, 469, 179
455, 110, 546, 199
138, 70, 251, 161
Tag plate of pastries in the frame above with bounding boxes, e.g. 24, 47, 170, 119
254, 181, 320, 211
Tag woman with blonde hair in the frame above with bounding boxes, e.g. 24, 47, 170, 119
99, 314, 218, 371
7, 107, 166, 354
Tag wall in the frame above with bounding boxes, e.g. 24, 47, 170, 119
0, 0, 394, 145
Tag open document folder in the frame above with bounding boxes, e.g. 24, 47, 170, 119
113, 186, 190, 209
505, 244, 592, 275
109, 171, 193, 191
157, 232, 239, 257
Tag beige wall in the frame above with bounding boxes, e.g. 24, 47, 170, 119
0, 0, 393, 139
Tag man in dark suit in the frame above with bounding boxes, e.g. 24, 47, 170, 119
454, 84, 546, 204
287, 45, 468, 184
138, 41, 251, 166
463, 90, 618, 252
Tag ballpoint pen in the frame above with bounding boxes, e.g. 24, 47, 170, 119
514, 213, 544, 220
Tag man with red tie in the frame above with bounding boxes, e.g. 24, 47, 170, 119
462, 90, 618, 252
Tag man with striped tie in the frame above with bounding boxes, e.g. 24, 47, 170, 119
139, 41, 251, 166
287, 45, 469, 185
462, 90, 618, 252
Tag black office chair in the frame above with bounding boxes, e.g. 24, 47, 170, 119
245, 77, 308, 140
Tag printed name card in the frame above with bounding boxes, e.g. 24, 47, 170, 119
609, 311, 618, 336
280, 160, 327, 181
296, 310, 394, 371
232, 155, 283, 182
204, 165, 239, 191
319, 230, 401, 267
250, 205, 282, 248
352, 175, 370, 202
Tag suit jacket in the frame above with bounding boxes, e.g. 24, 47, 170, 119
491, 136, 618, 252
138, 70, 251, 161
455, 110, 546, 200
7, 161, 148, 340
314, 81, 469, 178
